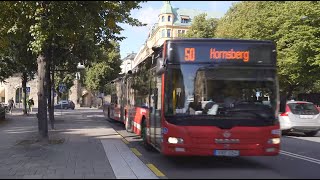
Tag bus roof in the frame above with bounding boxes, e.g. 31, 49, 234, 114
152, 38, 275, 51
165, 38, 274, 44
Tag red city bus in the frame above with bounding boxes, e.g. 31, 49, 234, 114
104, 38, 280, 156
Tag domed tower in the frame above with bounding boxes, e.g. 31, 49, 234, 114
158, 1, 175, 41
158, 1, 174, 27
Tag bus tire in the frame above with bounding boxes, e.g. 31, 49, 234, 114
141, 120, 152, 151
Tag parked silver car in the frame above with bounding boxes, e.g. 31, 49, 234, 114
279, 100, 320, 136
54, 100, 75, 110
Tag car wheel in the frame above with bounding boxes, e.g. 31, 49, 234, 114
281, 130, 290, 136
304, 131, 318, 137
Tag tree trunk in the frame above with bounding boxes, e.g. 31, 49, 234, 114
280, 85, 296, 112
49, 66, 55, 129
22, 72, 28, 115
47, 62, 55, 129
37, 54, 48, 139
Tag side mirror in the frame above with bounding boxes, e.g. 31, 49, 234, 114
156, 57, 166, 76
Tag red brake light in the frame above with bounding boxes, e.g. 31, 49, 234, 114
285, 104, 291, 113
280, 104, 291, 116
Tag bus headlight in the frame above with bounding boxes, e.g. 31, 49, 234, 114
268, 138, 280, 144
168, 137, 184, 144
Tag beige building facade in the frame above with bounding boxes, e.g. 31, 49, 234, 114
133, 1, 217, 68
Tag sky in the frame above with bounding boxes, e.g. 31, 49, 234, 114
119, 1, 237, 59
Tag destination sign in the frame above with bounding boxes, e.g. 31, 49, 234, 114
168, 41, 276, 65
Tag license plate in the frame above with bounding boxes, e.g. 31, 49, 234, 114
299, 115, 313, 119
214, 150, 239, 157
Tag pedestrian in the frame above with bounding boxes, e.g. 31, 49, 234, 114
27, 98, 34, 113
8, 98, 14, 114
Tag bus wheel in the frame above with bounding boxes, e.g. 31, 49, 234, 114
141, 120, 152, 151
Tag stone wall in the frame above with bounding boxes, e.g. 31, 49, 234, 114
3, 75, 82, 108
4, 76, 39, 108
69, 79, 81, 108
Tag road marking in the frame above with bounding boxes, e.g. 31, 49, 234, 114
131, 148, 142, 156
122, 138, 129, 144
287, 136, 320, 143
280, 150, 320, 165
86, 115, 104, 118
109, 121, 166, 178
101, 139, 158, 179
146, 164, 165, 177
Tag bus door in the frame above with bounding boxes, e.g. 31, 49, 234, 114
150, 74, 162, 147
120, 79, 126, 122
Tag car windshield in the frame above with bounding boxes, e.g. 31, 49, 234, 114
288, 103, 319, 115
164, 64, 278, 122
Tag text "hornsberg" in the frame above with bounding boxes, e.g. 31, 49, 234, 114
210, 48, 250, 62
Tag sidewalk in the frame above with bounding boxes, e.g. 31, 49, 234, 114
0, 109, 157, 179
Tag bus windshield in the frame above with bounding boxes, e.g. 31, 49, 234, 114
164, 64, 278, 124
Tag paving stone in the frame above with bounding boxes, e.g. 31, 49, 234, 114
0, 110, 116, 180
22, 175, 43, 179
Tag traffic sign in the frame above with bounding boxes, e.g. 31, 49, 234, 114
256, 91, 261, 98
59, 83, 66, 93
26, 87, 30, 93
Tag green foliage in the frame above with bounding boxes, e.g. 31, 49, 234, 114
215, 1, 320, 96
131, 64, 150, 96
183, 13, 218, 38
105, 83, 116, 95
0, 1, 37, 81
0, 1, 145, 81
84, 41, 122, 92
54, 72, 76, 96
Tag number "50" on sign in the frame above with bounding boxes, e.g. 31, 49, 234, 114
184, 48, 195, 61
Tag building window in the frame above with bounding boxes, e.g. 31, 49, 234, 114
178, 30, 185, 34
178, 30, 186, 37
162, 29, 166, 37
181, 18, 188, 23
162, 16, 164, 22
167, 29, 171, 37
168, 15, 171, 22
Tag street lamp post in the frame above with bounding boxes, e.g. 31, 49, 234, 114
76, 62, 85, 107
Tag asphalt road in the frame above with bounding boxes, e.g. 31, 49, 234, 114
73, 109, 320, 179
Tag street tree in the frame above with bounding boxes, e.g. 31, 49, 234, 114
0, 1, 145, 139
84, 41, 122, 94
215, 1, 320, 104
0, 2, 37, 114
182, 13, 218, 38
